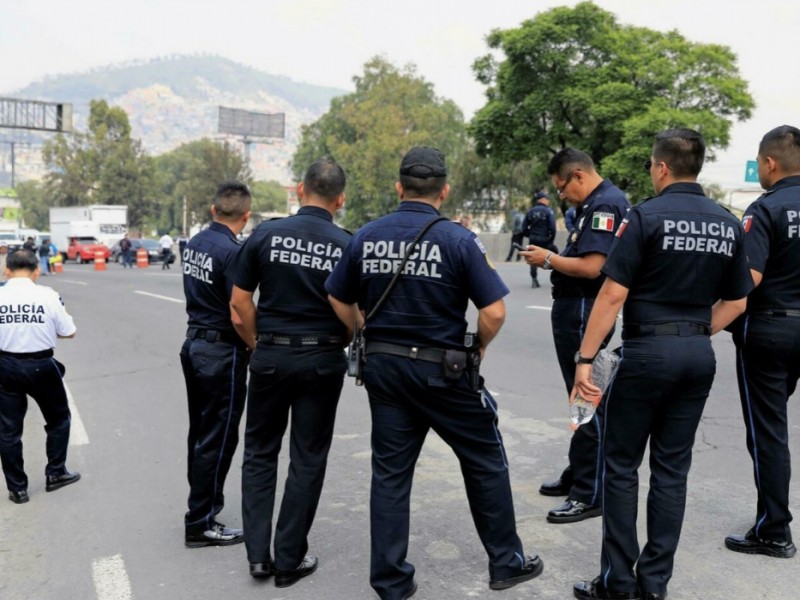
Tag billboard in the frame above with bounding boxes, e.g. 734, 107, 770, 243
218, 107, 285, 139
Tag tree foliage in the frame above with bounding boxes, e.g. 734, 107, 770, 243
292, 57, 469, 229
41, 100, 155, 228
16, 180, 49, 231
470, 2, 755, 201
250, 180, 289, 214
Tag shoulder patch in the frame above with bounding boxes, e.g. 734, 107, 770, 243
473, 236, 487, 254
742, 215, 753, 233
592, 212, 615, 231
615, 218, 629, 238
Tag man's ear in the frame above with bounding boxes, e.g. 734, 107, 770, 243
297, 181, 305, 200
336, 193, 345, 210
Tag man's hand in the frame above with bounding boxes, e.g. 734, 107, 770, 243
519, 245, 549, 267
570, 363, 602, 405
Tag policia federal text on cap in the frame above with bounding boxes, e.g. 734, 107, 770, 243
0, 249, 79, 504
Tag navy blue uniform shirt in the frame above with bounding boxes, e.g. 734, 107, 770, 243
741, 175, 800, 312
183, 221, 242, 334
228, 206, 351, 336
551, 179, 629, 296
603, 182, 753, 325
523, 204, 556, 242
325, 201, 509, 349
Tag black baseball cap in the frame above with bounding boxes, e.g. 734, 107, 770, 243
399, 147, 447, 179
534, 191, 550, 200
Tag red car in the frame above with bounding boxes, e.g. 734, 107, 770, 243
66, 236, 110, 263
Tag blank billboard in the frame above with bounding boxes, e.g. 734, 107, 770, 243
218, 106, 285, 138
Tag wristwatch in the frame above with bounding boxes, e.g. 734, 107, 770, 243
542, 252, 554, 270
574, 351, 595, 365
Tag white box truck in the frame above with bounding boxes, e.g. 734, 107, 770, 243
50, 205, 127, 250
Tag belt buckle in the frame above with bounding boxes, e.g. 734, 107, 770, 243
409, 346, 419, 359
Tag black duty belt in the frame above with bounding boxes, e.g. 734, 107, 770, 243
257, 333, 345, 347
757, 309, 800, 317
186, 328, 242, 345
365, 342, 445, 364
0, 349, 54, 359
551, 287, 596, 300
622, 322, 710, 340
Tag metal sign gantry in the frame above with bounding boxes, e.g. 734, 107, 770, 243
0, 97, 73, 133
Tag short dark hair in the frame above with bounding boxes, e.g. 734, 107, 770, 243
7, 249, 39, 271
547, 148, 595, 179
213, 182, 251, 219
653, 128, 705, 178
399, 174, 447, 199
758, 125, 800, 172
303, 159, 346, 201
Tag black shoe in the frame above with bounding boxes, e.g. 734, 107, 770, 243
185, 522, 244, 548
489, 554, 543, 590
45, 471, 81, 492
539, 477, 571, 497
401, 579, 418, 599
531, 279, 540, 288
249, 560, 275, 579
547, 499, 602, 524
725, 530, 797, 558
574, 577, 641, 599
8, 489, 29, 504
275, 555, 318, 588
643, 593, 666, 600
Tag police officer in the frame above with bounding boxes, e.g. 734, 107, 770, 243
522, 191, 557, 287
571, 129, 752, 600
0, 249, 79, 504
326, 147, 543, 600
504, 206, 525, 262
181, 182, 251, 548
725, 125, 800, 559
229, 160, 351, 587
521, 148, 629, 524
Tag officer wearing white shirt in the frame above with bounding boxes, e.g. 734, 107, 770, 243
159, 233, 174, 270
0, 249, 79, 504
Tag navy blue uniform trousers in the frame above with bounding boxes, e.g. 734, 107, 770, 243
734, 314, 800, 542
551, 297, 613, 505
601, 333, 715, 595
241, 345, 345, 570
180, 338, 247, 529
0, 354, 70, 492
363, 353, 526, 600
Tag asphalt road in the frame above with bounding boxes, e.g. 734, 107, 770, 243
0, 259, 797, 600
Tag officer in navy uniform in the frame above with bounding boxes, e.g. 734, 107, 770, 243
229, 160, 351, 587
326, 147, 543, 600
0, 249, 79, 504
181, 182, 251, 548
725, 125, 800, 559
521, 148, 629, 524
570, 129, 752, 600
521, 191, 557, 287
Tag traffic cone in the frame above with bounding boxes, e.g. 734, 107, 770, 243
94, 250, 106, 271
136, 248, 149, 268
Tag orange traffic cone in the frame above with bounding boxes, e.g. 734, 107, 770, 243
94, 250, 107, 271
136, 248, 149, 268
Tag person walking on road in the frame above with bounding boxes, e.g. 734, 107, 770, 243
0, 249, 79, 505
725, 125, 800, 560
570, 128, 752, 600
119, 234, 133, 269
180, 182, 251, 548
522, 191, 557, 288
326, 147, 544, 600
159, 232, 174, 269
229, 159, 352, 588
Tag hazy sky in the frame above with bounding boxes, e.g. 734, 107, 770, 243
1, 0, 797, 189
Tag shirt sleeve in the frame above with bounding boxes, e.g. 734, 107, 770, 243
742, 200, 770, 274
601, 207, 645, 288
720, 221, 755, 300
325, 236, 361, 304
50, 291, 77, 337
575, 202, 626, 256
461, 234, 509, 309
228, 234, 260, 292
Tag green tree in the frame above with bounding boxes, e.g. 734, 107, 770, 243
16, 180, 49, 230
470, 2, 755, 201
250, 180, 289, 214
151, 139, 250, 232
293, 57, 468, 229
42, 99, 155, 228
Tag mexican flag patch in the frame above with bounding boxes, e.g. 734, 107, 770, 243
592, 212, 615, 231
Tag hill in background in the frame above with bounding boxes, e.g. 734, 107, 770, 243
2, 55, 348, 184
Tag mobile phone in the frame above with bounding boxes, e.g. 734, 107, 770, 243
513, 243, 526, 251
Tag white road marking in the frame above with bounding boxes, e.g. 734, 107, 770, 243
525, 305, 553, 311
92, 554, 133, 600
57, 279, 88, 286
65, 382, 89, 446
134, 290, 184, 304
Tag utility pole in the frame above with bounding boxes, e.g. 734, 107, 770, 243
182, 196, 187, 234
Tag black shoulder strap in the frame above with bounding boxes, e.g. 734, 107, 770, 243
365, 216, 449, 322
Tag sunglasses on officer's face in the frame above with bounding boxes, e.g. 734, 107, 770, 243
643, 160, 672, 172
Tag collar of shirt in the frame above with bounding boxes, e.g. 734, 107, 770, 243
296, 205, 334, 222
396, 201, 440, 215
657, 182, 706, 197
578, 179, 614, 217
768, 175, 800, 193
2, 277, 35, 289
207, 220, 238, 241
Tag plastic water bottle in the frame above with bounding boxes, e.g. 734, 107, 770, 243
570, 348, 620, 426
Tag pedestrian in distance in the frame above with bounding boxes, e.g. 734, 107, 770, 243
180, 182, 251, 548
504, 206, 525, 262
0, 242, 8, 285
177, 232, 189, 265
37, 239, 50, 275
520, 148, 629, 525
725, 125, 800, 560
119, 234, 133, 269
159, 232, 174, 269
570, 128, 752, 600
521, 191, 557, 288
326, 147, 543, 600
229, 159, 352, 588
0, 249, 80, 505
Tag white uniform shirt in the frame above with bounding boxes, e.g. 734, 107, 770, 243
159, 234, 174, 251
0, 278, 76, 352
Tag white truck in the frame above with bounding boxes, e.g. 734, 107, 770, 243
50, 205, 127, 260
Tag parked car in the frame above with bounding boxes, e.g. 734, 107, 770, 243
66, 236, 110, 263
110, 238, 176, 264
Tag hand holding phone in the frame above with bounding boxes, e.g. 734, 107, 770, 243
513, 242, 527, 251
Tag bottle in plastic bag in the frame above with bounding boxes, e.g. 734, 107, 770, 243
570, 348, 620, 426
